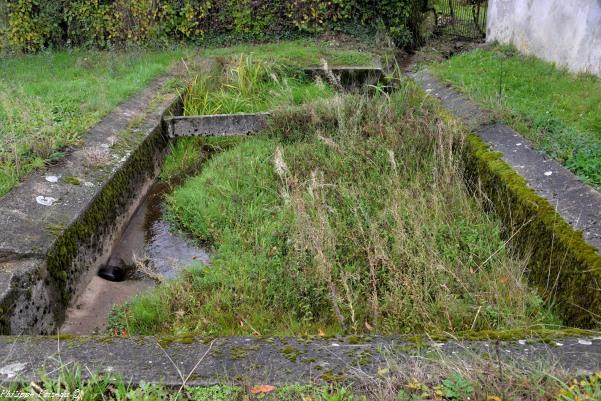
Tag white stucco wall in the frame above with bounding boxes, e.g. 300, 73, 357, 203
487, 0, 601, 77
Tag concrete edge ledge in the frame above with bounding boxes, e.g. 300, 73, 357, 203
303, 66, 385, 88
0, 74, 183, 335
165, 113, 270, 137
412, 70, 601, 327
0, 335, 600, 385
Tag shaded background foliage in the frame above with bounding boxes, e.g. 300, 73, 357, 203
0, 0, 431, 52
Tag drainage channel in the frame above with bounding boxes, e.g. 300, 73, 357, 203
61, 181, 209, 335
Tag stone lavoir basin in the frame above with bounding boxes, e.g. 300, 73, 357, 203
0, 63, 384, 335
0, 62, 600, 386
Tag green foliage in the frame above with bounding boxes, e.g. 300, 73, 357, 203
441, 373, 474, 400
0, 364, 172, 401
558, 373, 601, 401
2, 0, 432, 52
188, 385, 244, 401
6, 0, 63, 52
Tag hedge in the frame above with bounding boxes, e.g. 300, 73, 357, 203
0, 0, 432, 52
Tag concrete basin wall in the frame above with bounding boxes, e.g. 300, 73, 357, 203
1, 335, 600, 385
0, 76, 182, 335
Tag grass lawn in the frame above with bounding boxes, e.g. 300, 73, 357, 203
0, 48, 187, 196
202, 39, 378, 66
430, 46, 601, 188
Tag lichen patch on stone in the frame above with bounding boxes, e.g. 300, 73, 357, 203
36, 196, 57, 206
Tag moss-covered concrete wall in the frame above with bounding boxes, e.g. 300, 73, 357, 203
0, 75, 183, 335
463, 134, 601, 327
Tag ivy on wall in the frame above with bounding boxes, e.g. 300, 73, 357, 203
1, 0, 431, 52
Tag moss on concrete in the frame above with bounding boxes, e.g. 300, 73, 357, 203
462, 133, 601, 327
281, 345, 303, 362
62, 176, 81, 185
157, 335, 197, 348
45, 111, 171, 324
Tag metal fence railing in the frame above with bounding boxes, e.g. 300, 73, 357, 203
433, 0, 487, 40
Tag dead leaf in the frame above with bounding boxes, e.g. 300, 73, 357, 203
250, 384, 276, 394
364, 320, 373, 331
318, 328, 326, 337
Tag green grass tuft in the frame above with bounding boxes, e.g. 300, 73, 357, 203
183, 55, 334, 116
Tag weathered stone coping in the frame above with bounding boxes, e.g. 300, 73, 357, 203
0, 73, 182, 335
165, 112, 269, 137
0, 335, 600, 385
413, 70, 601, 326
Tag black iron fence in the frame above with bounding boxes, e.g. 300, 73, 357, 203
433, 0, 487, 40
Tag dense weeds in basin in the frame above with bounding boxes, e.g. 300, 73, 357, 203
110, 77, 558, 337
182, 56, 334, 116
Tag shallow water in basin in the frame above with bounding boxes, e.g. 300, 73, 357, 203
62, 182, 209, 334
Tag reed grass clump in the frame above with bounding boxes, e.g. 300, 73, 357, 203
182, 55, 334, 116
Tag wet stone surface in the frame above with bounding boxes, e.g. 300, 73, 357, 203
62, 182, 209, 334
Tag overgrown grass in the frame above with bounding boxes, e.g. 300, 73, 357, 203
0, 365, 357, 401
431, 45, 601, 188
2, 352, 600, 401
0, 48, 187, 196
111, 79, 558, 337
183, 55, 334, 115
0, 40, 376, 197
203, 39, 377, 66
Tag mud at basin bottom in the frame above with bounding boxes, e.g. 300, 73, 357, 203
61, 182, 210, 335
